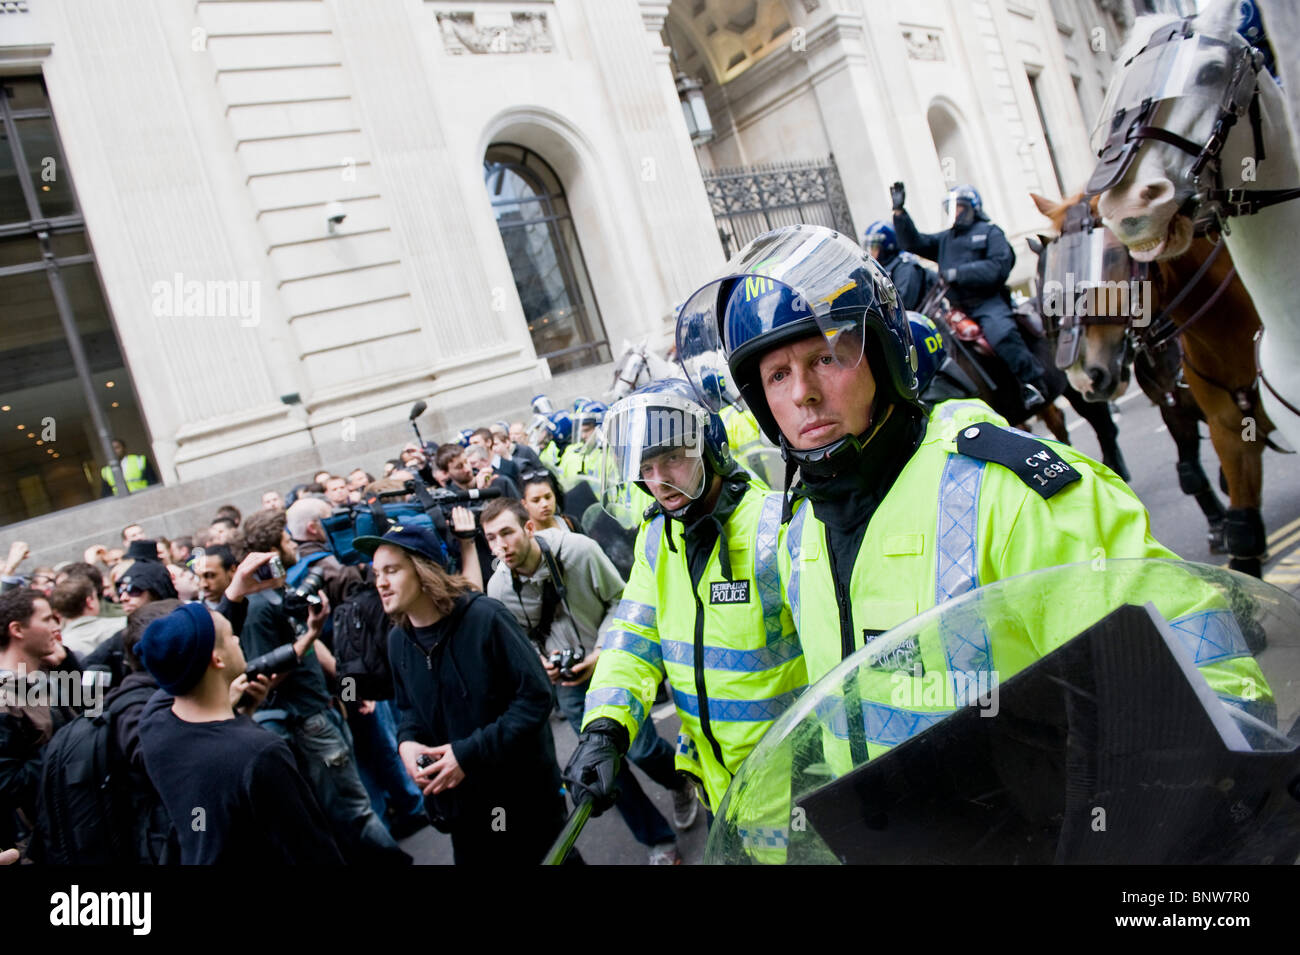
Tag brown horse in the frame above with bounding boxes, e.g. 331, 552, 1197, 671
1031, 192, 1272, 577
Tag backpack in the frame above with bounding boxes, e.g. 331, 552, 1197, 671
35, 685, 177, 865
333, 585, 395, 701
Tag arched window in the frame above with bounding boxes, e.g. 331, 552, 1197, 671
927, 102, 981, 197
483, 144, 610, 374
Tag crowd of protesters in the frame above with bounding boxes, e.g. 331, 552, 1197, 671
0, 411, 699, 866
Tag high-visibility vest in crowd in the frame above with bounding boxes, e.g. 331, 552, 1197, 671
101, 453, 149, 494
583, 478, 807, 844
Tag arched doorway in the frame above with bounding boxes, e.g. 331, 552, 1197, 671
927, 101, 981, 196
483, 143, 610, 374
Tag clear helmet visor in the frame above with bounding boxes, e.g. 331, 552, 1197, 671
942, 194, 975, 229
1090, 32, 1254, 154
677, 229, 879, 411
601, 393, 709, 511
525, 413, 552, 444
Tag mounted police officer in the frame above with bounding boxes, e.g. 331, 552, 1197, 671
890, 182, 1048, 411
674, 224, 1258, 712
862, 221, 934, 312
562, 380, 806, 856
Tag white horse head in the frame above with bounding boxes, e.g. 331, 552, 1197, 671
1094, 0, 1288, 261
609, 337, 681, 399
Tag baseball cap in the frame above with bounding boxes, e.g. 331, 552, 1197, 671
352, 524, 450, 569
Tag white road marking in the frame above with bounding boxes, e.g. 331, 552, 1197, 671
1066, 389, 1143, 434
653, 703, 676, 721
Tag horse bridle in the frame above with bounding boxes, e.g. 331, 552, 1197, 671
1085, 17, 1300, 226
1040, 202, 1135, 371
1042, 202, 1238, 373
613, 351, 647, 393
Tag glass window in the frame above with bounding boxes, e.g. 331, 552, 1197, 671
14, 117, 77, 219
483, 144, 609, 374
0, 76, 153, 524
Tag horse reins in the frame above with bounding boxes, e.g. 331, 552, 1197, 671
1134, 237, 1234, 353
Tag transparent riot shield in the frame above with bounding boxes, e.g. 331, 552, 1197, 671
736, 444, 784, 491
561, 473, 640, 579
705, 559, 1300, 864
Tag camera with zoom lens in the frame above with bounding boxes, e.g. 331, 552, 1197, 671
548, 646, 586, 681
282, 569, 326, 623
244, 643, 300, 682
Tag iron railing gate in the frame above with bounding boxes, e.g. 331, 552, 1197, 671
701, 154, 857, 258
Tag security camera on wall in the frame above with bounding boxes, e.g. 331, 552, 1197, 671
326, 201, 347, 233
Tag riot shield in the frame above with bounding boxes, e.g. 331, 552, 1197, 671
562, 474, 639, 580
736, 444, 783, 490
705, 559, 1300, 864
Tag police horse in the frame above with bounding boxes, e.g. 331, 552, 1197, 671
610, 338, 681, 400
1031, 192, 1272, 574
918, 280, 1132, 482
1090, 0, 1300, 459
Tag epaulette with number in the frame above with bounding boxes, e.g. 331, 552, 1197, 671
955, 423, 1081, 499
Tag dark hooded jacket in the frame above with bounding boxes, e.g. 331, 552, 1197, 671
389, 592, 562, 834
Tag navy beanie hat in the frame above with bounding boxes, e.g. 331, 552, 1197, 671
138, 602, 217, 695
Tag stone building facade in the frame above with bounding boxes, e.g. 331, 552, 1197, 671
1, 0, 1140, 558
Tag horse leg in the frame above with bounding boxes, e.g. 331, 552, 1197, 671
1036, 403, 1069, 444
1062, 384, 1130, 481
1163, 399, 1227, 553
1135, 349, 1226, 551
1195, 389, 1266, 579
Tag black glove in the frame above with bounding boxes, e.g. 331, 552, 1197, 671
562, 717, 629, 816
890, 181, 906, 210
944, 267, 959, 284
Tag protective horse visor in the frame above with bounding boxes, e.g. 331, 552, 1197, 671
676, 228, 872, 412
601, 392, 708, 505
1041, 227, 1135, 369
1086, 30, 1257, 193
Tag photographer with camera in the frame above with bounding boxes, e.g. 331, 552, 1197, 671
284, 496, 429, 839
237, 508, 410, 865
285, 497, 366, 611
434, 443, 514, 588
482, 499, 694, 863
134, 602, 344, 864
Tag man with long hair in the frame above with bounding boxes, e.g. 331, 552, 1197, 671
355, 525, 570, 865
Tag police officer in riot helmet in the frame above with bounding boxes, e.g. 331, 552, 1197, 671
676, 223, 1175, 695
890, 181, 1048, 412
862, 221, 935, 313
908, 312, 978, 408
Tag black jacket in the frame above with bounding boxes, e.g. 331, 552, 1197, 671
881, 250, 936, 312
0, 654, 84, 851
389, 592, 561, 832
892, 208, 1014, 311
